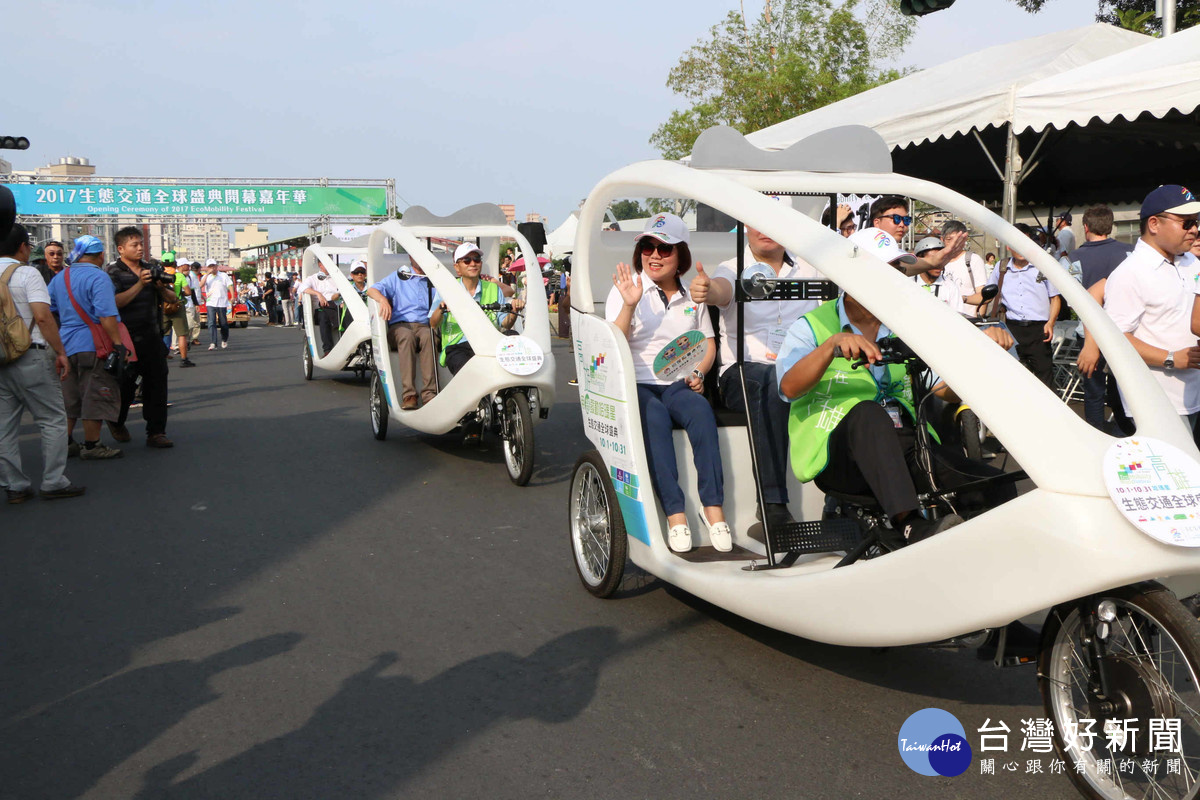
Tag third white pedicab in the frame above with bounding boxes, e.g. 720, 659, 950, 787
567, 124, 1200, 800
365, 203, 556, 486
299, 243, 373, 382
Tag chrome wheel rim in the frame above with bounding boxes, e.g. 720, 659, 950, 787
370, 376, 383, 433
1045, 599, 1200, 798
570, 461, 611, 586
503, 398, 524, 479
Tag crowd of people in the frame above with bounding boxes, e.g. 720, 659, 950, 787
605, 184, 1200, 553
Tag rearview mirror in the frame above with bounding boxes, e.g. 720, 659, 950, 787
980, 284, 998, 302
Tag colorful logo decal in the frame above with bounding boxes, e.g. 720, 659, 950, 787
652, 215, 667, 228
1104, 437, 1200, 547
589, 353, 606, 373
898, 708, 973, 777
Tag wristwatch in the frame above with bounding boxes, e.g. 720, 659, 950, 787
1164, 352, 1176, 371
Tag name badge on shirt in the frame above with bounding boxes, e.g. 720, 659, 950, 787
766, 326, 787, 361
885, 405, 903, 429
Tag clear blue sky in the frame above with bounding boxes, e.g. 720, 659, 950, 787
8, 0, 1100, 231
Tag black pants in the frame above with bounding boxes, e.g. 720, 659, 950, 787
444, 342, 475, 375
316, 305, 339, 355
266, 298, 281, 324
1008, 319, 1053, 388
816, 401, 1015, 520
720, 363, 790, 505
117, 326, 169, 436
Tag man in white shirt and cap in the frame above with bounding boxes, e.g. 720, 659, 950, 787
300, 262, 342, 356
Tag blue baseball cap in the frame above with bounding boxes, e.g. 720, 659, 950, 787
68, 235, 104, 263
1140, 185, 1200, 219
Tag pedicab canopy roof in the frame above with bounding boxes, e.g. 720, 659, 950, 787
742, 24, 1200, 206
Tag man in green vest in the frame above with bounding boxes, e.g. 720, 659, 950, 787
428, 243, 524, 375
775, 227, 1015, 543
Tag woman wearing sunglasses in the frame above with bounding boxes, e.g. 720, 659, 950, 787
605, 214, 731, 553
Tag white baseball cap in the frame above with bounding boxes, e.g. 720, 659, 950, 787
635, 212, 690, 246
204, 258, 218, 267
849, 227, 917, 267
453, 242, 482, 262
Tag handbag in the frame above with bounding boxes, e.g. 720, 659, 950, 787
63, 267, 138, 362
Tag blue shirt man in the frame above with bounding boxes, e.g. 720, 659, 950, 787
984, 253, 1061, 387
366, 259, 437, 409
370, 267, 431, 324
48, 241, 122, 357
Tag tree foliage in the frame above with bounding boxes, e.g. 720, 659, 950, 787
610, 199, 650, 220
1012, 0, 1199, 33
650, 0, 916, 160
237, 265, 258, 284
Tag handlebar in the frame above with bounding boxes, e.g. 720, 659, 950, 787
479, 302, 516, 313
833, 338, 919, 369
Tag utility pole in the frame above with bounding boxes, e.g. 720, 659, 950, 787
1157, 0, 1176, 35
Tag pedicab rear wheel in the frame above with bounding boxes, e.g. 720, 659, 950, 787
502, 391, 535, 486
370, 371, 388, 441
1038, 581, 1200, 800
302, 343, 313, 381
569, 450, 627, 598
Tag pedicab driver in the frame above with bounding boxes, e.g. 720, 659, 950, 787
428, 243, 523, 376
776, 227, 1016, 544
688, 221, 823, 529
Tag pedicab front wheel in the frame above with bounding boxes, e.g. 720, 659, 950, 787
302, 343, 313, 381
370, 371, 388, 441
1038, 581, 1200, 800
502, 391, 535, 486
569, 450, 627, 598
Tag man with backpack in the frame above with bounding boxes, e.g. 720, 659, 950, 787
0, 224, 85, 501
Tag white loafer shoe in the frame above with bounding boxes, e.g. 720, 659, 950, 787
706, 519, 733, 552
668, 524, 693, 553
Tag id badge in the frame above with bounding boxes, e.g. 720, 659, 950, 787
885, 406, 903, 429
765, 327, 787, 361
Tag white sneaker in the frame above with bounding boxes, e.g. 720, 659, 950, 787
208, 344, 216, 351
706, 519, 733, 552
220, 341, 228, 349
668, 524, 693, 553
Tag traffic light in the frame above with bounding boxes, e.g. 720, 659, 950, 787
900, 0, 956, 15
1, 136, 30, 150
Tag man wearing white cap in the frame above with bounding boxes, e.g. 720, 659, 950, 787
200, 259, 233, 351
299, 262, 341, 356
775, 226, 1014, 544
429, 242, 524, 376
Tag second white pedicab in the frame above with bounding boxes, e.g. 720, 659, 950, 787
567, 124, 1200, 800
299, 243, 373, 382
365, 203, 556, 486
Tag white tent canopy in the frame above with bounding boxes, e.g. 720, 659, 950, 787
545, 210, 578, 256
746, 24, 1149, 153
1016, 23, 1200, 134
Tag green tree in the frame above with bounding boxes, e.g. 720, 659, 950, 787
650, 0, 916, 159
236, 265, 258, 284
1011, 0, 1198, 34
610, 199, 650, 220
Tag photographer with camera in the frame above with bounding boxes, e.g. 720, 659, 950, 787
45, 236, 125, 460
161, 252, 194, 368
107, 226, 173, 449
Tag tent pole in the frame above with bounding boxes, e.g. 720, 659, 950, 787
1016, 128, 1052, 186
972, 130, 1006, 181
1001, 122, 1019, 225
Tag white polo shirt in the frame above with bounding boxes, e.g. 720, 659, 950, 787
203, 272, 233, 308
711, 249, 822, 375
912, 272, 965, 315
1104, 239, 1200, 415
605, 280, 713, 385
0, 259, 48, 346
942, 252, 989, 312
301, 272, 339, 303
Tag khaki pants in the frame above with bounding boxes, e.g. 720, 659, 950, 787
388, 322, 436, 404
185, 304, 201, 341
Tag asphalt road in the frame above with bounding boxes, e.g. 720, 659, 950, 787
1, 321, 1078, 800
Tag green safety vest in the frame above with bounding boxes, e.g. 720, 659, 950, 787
439, 279, 501, 366
787, 299, 935, 483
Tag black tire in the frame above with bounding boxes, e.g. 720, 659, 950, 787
1039, 581, 1200, 800
302, 343, 313, 381
370, 371, 388, 441
502, 391, 535, 486
957, 407, 984, 461
239, 320, 248, 328
569, 450, 627, 598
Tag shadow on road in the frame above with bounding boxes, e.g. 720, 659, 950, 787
132, 627, 618, 800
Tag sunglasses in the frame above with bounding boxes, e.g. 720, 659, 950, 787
881, 214, 913, 226
459, 256, 482, 265
1158, 214, 1200, 231
640, 241, 676, 257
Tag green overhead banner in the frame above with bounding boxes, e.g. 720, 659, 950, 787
5, 183, 387, 217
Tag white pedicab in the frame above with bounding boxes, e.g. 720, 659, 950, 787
567, 125, 1200, 800
365, 203, 556, 486
299, 243, 373, 382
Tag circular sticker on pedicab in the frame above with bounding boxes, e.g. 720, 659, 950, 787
495, 336, 545, 376
653, 330, 706, 381
1103, 437, 1200, 547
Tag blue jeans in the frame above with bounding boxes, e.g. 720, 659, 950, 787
1078, 335, 1134, 434
637, 381, 724, 517
209, 307, 228, 345
719, 362, 790, 504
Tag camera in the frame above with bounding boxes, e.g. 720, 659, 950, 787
103, 346, 126, 376
148, 262, 174, 286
